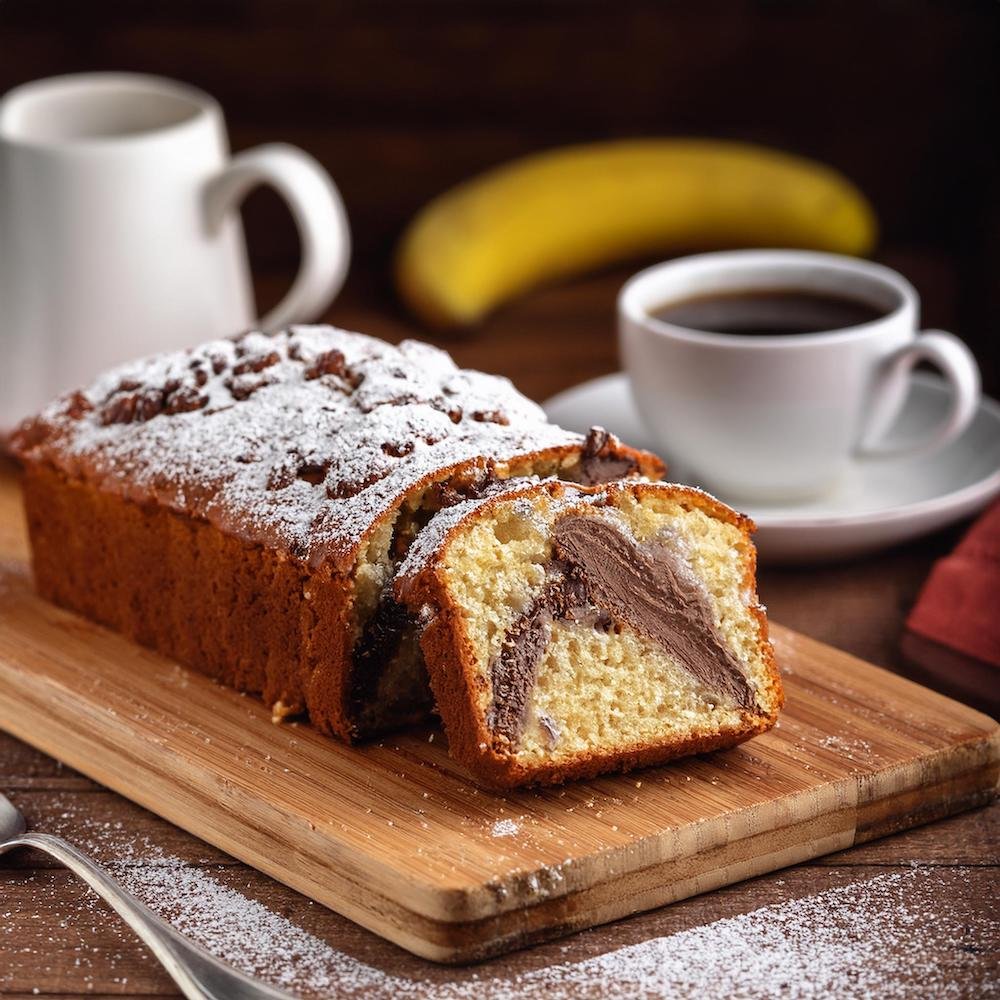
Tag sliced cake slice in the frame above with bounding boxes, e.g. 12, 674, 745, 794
396, 479, 782, 787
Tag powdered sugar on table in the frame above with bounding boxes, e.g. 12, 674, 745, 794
8, 796, 995, 1000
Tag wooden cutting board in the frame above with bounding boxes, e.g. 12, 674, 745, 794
0, 471, 996, 963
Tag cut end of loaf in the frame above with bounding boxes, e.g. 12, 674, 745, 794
331, 429, 662, 740
400, 480, 781, 788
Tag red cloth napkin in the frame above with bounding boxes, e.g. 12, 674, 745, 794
906, 500, 1000, 667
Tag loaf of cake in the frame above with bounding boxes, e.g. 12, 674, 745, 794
396, 478, 781, 787
10, 327, 661, 740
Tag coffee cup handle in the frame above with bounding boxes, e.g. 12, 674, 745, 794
203, 143, 351, 330
857, 330, 981, 458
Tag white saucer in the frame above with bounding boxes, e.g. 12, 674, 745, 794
544, 372, 1000, 563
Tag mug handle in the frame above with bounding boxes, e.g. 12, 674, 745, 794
203, 142, 351, 330
857, 330, 981, 458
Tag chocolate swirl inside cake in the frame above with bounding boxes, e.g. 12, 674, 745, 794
393, 479, 780, 787
487, 515, 756, 747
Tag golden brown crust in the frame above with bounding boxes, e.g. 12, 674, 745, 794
20, 462, 348, 728
405, 479, 781, 789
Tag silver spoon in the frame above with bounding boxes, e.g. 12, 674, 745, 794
0, 791, 296, 999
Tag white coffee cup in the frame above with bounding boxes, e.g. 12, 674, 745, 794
0, 72, 351, 428
619, 250, 981, 501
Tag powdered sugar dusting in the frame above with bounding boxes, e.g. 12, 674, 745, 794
512, 868, 999, 999
81, 857, 1000, 998
5, 798, 995, 999
491, 818, 521, 838
112, 855, 391, 996
129, 866, 999, 999
11, 327, 583, 568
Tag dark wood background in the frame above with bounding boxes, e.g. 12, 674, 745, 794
1, 0, 997, 393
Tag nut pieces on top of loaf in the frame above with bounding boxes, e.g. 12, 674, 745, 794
11, 325, 780, 787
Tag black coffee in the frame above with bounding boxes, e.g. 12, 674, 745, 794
651, 289, 887, 336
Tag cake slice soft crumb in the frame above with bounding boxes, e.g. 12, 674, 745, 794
396, 479, 782, 788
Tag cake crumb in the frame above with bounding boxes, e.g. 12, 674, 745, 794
271, 700, 295, 724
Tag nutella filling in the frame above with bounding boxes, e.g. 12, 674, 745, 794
552, 516, 756, 711
487, 514, 756, 746
486, 593, 554, 744
487, 559, 614, 744
350, 584, 414, 722
577, 427, 639, 485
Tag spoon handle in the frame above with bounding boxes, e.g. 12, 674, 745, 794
1, 832, 293, 1000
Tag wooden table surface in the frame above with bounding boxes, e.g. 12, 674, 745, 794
2, 270, 997, 997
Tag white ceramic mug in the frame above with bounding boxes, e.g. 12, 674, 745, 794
0, 72, 351, 428
619, 250, 981, 501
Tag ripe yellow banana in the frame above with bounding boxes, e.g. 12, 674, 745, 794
395, 139, 877, 330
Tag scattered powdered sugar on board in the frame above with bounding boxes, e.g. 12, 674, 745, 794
817, 734, 874, 759
490, 818, 521, 838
